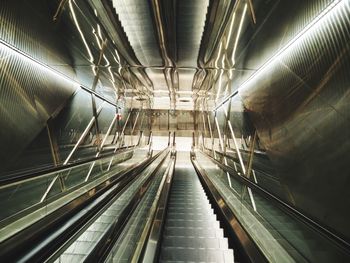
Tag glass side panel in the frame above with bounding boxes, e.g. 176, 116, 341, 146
0, 148, 149, 241
195, 151, 350, 263
105, 154, 170, 262
55, 150, 169, 262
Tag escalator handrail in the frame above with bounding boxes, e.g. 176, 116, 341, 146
0, 148, 168, 262
0, 145, 138, 186
191, 154, 268, 263
83, 149, 171, 263
205, 147, 280, 181
137, 150, 176, 263
200, 150, 350, 253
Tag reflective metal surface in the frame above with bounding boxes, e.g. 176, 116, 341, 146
239, 0, 350, 240
1, 0, 350, 261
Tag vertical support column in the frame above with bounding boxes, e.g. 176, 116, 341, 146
201, 110, 207, 149
137, 110, 145, 147
173, 131, 176, 148
148, 131, 153, 157
130, 110, 140, 146
46, 118, 65, 192
206, 112, 216, 159
114, 110, 131, 150
91, 94, 102, 150
46, 118, 61, 167
168, 131, 171, 146
246, 130, 257, 180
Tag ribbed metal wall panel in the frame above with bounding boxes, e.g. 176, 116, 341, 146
239, 0, 350, 240
0, 42, 77, 172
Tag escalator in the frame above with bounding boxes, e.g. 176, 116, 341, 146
2, 144, 350, 262
158, 152, 234, 262
0, 144, 165, 261
38, 149, 239, 263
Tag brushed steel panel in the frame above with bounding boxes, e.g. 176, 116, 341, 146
0, 42, 77, 174
239, 0, 350, 239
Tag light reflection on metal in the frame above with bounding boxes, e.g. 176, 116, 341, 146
215, 113, 233, 188
0, 39, 79, 92
217, 0, 342, 110
231, 3, 248, 65
227, 121, 246, 174
223, 104, 256, 211
63, 103, 105, 165
100, 114, 118, 153
206, 113, 216, 159
91, 38, 108, 91
215, 69, 224, 102
150, 0, 173, 67
246, 131, 257, 180
69, 0, 94, 63
1, 36, 120, 112
107, 110, 132, 171
53, 0, 69, 21
114, 49, 121, 64
215, 42, 223, 69
93, 28, 102, 50
225, 12, 236, 50
252, 170, 258, 184
40, 175, 59, 203
214, 116, 224, 153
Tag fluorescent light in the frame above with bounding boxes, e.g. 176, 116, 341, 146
216, 0, 343, 111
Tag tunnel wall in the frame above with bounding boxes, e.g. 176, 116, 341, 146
0, 0, 77, 174
238, 1, 350, 240
0, 0, 132, 176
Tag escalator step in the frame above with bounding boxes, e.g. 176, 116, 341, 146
57, 253, 85, 262
160, 247, 234, 263
162, 236, 229, 249
159, 152, 234, 263
164, 226, 223, 238
166, 207, 214, 214
168, 202, 212, 208
166, 219, 220, 228
165, 212, 217, 221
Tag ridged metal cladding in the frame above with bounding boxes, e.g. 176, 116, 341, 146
239, 0, 350, 239
0, 0, 77, 167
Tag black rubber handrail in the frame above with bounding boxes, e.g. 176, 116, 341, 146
0, 148, 167, 262
84, 150, 170, 263
200, 150, 350, 254
0, 145, 137, 186
138, 150, 176, 263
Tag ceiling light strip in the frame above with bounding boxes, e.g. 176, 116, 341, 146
215, 0, 343, 111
